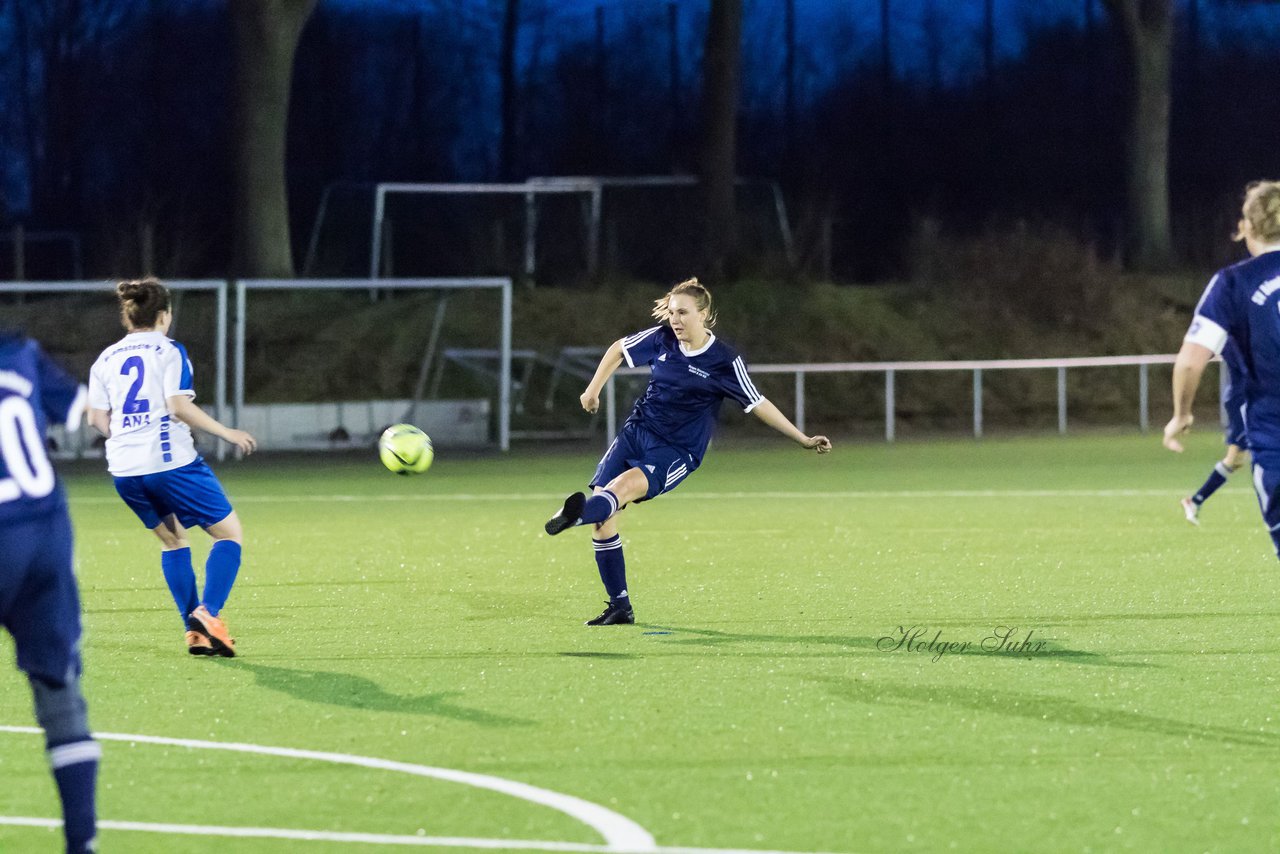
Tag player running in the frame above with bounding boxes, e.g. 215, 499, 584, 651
88, 278, 257, 656
0, 331, 99, 853
1165, 180, 1280, 556
1179, 339, 1249, 526
544, 278, 832, 625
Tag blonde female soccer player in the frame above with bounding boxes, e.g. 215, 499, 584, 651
1166, 180, 1280, 556
544, 278, 832, 625
88, 278, 256, 656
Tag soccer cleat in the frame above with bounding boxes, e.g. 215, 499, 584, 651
185, 629, 215, 656
544, 492, 586, 536
188, 605, 236, 657
1180, 497, 1200, 527
585, 600, 635, 626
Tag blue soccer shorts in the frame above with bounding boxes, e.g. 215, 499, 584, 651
0, 512, 82, 686
1224, 394, 1249, 450
590, 422, 697, 502
114, 457, 234, 530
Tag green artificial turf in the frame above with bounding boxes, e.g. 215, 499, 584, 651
1, 431, 1277, 853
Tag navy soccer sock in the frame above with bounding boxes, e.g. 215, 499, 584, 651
202, 540, 242, 617
1192, 462, 1232, 505
47, 739, 99, 853
592, 534, 630, 606
160, 547, 198, 624
580, 490, 621, 525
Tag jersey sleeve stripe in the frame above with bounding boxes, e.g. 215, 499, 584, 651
1193, 273, 1220, 314
620, 326, 662, 368
1185, 315, 1228, 355
64, 385, 88, 429
171, 341, 195, 391
732, 357, 764, 405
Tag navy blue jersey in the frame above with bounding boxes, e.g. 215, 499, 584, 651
619, 326, 765, 464
0, 334, 87, 527
1186, 251, 1280, 451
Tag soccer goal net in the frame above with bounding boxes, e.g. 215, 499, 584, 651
232, 278, 513, 452
1, 279, 231, 460
302, 177, 795, 283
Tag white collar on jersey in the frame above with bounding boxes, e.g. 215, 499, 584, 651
679, 331, 716, 357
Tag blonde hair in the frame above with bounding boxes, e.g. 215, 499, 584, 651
1234, 180, 1280, 245
116, 277, 171, 330
651, 277, 717, 328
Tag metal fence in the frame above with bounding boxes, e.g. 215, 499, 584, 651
604, 353, 1205, 443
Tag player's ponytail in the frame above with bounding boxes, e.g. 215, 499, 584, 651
1235, 180, 1280, 245
116, 277, 171, 331
651, 277, 717, 328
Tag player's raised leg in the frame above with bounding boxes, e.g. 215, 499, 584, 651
1182, 444, 1246, 525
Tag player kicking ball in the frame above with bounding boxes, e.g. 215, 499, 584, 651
544, 278, 831, 625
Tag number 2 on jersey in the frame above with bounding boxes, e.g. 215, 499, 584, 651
121, 355, 151, 414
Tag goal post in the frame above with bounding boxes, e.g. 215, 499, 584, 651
233, 277, 513, 451
0, 278, 230, 460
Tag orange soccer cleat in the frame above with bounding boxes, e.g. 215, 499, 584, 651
185, 629, 214, 656
187, 605, 237, 658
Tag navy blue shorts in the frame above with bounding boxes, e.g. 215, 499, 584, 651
1224, 394, 1249, 449
0, 512, 82, 686
590, 422, 697, 501
114, 457, 234, 530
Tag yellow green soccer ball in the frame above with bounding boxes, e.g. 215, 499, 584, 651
378, 424, 434, 475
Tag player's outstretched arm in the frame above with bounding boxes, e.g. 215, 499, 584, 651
750, 399, 832, 453
167, 395, 257, 454
580, 339, 626, 414
1163, 341, 1213, 453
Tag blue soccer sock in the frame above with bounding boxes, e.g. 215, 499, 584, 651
201, 540, 242, 617
580, 490, 621, 525
592, 534, 630, 605
1192, 462, 1232, 505
160, 547, 198, 625
47, 739, 99, 853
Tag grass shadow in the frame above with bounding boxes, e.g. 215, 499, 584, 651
645, 624, 1144, 668
223, 661, 533, 727
819, 676, 1280, 751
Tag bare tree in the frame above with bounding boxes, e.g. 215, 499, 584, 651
1103, 0, 1174, 269
699, 0, 743, 277
229, 0, 317, 277
499, 0, 521, 179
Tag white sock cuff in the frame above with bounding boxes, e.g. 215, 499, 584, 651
48, 739, 101, 769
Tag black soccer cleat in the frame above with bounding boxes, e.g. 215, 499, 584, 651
585, 600, 635, 626
544, 492, 586, 535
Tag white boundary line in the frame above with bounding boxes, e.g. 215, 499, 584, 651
0, 727, 852, 854
0, 725, 653, 850
67, 488, 1234, 505
0, 817, 848, 854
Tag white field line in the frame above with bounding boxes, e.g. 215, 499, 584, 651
0, 817, 849, 854
68, 488, 1238, 505
0, 725, 653, 850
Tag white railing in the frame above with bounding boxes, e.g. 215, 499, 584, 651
603, 354, 1215, 443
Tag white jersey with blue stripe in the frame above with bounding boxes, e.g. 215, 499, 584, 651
88, 331, 199, 476
619, 326, 765, 463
